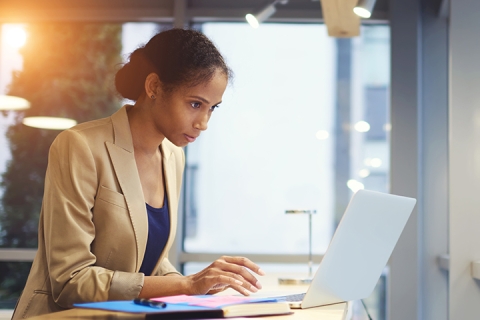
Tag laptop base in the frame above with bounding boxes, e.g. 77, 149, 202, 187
278, 277, 312, 285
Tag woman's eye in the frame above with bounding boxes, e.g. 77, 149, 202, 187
190, 102, 201, 109
210, 104, 220, 111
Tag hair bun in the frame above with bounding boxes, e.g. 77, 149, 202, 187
115, 48, 154, 101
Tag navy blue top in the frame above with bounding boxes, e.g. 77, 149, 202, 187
139, 195, 170, 275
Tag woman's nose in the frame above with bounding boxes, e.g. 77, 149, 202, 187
194, 112, 209, 131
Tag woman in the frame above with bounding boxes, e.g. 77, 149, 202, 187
12, 28, 264, 320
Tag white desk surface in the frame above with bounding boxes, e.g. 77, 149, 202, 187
27, 273, 350, 320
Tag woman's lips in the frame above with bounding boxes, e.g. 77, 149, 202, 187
184, 134, 197, 142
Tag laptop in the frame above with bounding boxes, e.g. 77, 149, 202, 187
274, 189, 416, 309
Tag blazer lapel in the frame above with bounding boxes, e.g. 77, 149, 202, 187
106, 106, 148, 272
161, 144, 178, 252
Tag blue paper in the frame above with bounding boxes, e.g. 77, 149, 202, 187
74, 300, 213, 314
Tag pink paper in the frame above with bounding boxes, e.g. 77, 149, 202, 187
152, 295, 257, 308
151, 295, 198, 303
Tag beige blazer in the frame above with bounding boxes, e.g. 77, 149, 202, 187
12, 105, 184, 319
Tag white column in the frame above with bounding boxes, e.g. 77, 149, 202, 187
449, 0, 480, 318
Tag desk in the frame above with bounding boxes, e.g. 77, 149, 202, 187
27, 273, 350, 320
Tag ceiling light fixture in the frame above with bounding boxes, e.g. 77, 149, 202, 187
0, 95, 30, 110
353, 0, 377, 18
246, 0, 288, 29
347, 179, 365, 193
22, 116, 77, 130
359, 169, 370, 178
354, 120, 371, 133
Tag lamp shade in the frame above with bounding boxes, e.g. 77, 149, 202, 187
246, 4, 276, 28
255, 4, 277, 24
22, 116, 77, 130
0, 95, 30, 110
353, 0, 377, 18
245, 14, 260, 29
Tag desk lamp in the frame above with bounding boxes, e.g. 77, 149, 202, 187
278, 209, 316, 285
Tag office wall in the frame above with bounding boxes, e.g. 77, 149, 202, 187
449, 0, 480, 318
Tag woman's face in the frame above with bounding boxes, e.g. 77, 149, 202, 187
152, 69, 228, 147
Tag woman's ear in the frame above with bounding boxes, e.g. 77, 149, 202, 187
145, 72, 161, 100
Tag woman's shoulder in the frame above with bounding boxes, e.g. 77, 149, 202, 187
57, 106, 127, 142
71, 115, 112, 132
51, 113, 117, 154
56, 117, 110, 143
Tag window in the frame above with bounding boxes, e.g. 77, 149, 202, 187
183, 23, 390, 255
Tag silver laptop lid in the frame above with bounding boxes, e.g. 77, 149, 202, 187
301, 189, 416, 308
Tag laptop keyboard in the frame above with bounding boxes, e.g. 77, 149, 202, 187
274, 293, 306, 302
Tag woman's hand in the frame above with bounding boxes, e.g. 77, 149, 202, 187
185, 256, 265, 296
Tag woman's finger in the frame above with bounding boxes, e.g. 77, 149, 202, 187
207, 274, 252, 295
211, 258, 263, 289
206, 272, 261, 296
222, 256, 266, 276
211, 283, 228, 290
189, 257, 266, 295
207, 283, 230, 295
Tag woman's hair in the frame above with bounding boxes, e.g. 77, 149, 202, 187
115, 28, 232, 101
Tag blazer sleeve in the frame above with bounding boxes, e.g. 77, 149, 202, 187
153, 257, 182, 276
42, 129, 143, 308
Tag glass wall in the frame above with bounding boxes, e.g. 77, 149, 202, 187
0, 24, 37, 309
184, 23, 336, 255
